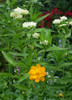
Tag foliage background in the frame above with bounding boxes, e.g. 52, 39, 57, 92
0, 0, 72, 100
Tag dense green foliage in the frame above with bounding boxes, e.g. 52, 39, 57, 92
0, 0, 72, 100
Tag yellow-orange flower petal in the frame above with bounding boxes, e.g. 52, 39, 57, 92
32, 75, 37, 79
41, 66, 46, 71
36, 64, 41, 69
35, 78, 40, 82
29, 76, 33, 80
31, 66, 36, 70
40, 77, 45, 81
28, 64, 46, 82
28, 69, 36, 75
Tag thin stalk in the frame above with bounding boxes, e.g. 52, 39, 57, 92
63, 66, 66, 98
41, 48, 46, 61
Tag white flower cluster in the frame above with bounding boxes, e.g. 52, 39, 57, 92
14, 7, 29, 15
69, 21, 72, 25
53, 16, 67, 24
32, 33, 39, 39
60, 16, 67, 21
53, 19, 61, 24
23, 22, 37, 28
40, 40, 48, 45
60, 24, 67, 27
10, 12, 22, 19
10, 7, 29, 19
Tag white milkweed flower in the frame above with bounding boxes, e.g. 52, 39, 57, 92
40, 41, 43, 44
10, 7, 29, 19
60, 24, 67, 27
22, 9, 29, 15
14, 7, 29, 15
66, 21, 68, 24
23, 22, 37, 28
53, 19, 61, 24
43, 40, 48, 45
32, 33, 39, 39
15, 14, 23, 19
69, 21, 72, 25
10, 11, 23, 18
60, 16, 67, 21
40, 40, 48, 45
14, 7, 24, 14
10, 12, 16, 17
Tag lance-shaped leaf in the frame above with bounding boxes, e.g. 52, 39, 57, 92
10, 0, 17, 7
35, 14, 50, 22
18, 73, 29, 83
2, 51, 16, 66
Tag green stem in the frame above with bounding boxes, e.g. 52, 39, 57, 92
33, 83, 42, 96
9, 65, 11, 86
41, 48, 46, 61
63, 66, 66, 98
53, 62, 59, 77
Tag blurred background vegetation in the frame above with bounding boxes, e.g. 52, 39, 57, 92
0, 0, 72, 12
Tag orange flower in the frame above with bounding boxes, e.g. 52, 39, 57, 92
59, 93, 63, 97
28, 64, 46, 82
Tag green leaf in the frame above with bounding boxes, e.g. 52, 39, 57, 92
9, 52, 27, 57
18, 73, 29, 83
29, 6, 33, 19
0, 34, 14, 37
34, 28, 52, 33
61, 77, 72, 83
13, 84, 28, 90
10, 0, 17, 7
0, 4, 4, 8
35, 14, 50, 22
65, 31, 71, 38
2, 51, 16, 66
50, 84, 66, 89
34, 43, 43, 48
68, 50, 72, 54
34, 28, 45, 32
46, 46, 68, 51
59, 63, 72, 68
29, 6, 41, 21
0, 73, 13, 77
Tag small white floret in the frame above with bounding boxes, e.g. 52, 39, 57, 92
69, 21, 72, 25
23, 22, 37, 28
32, 33, 39, 39
60, 16, 67, 21
53, 19, 61, 24
60, 24, 67, 27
